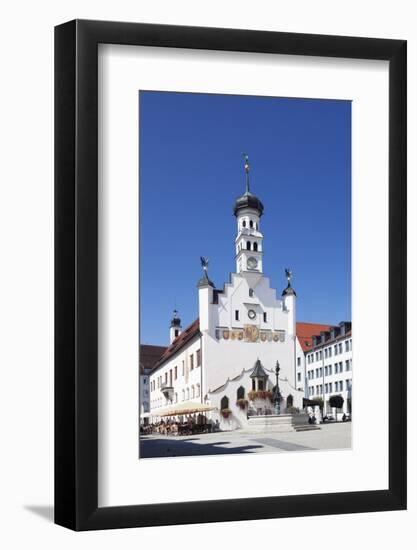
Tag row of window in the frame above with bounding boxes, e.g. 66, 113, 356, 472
307, 339, 352, 364
151, 384, 201, 408
151, 349, 201, 392
237, 240, 260, 252
241, 219, 258, 230
307, 360, 352, 380
308, 379, 352, 396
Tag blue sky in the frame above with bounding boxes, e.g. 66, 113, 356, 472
139, 91, 351, 346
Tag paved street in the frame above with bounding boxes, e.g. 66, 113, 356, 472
139, 422, 351, 458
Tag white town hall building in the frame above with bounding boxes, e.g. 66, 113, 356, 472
146, 159, 352, 429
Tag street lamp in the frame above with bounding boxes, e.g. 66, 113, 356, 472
272, 361, 282, 415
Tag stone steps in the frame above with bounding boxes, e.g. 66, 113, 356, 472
243, 413, 322, 433
294, 425, 321, 432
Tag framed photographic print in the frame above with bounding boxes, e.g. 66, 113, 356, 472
55, 20, 406, 530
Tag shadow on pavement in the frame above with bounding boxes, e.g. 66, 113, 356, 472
140, 436, 263, 458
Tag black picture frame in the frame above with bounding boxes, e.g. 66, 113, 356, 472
55, 19, 407, 531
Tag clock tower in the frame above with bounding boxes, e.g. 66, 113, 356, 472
234, 154, 264, 274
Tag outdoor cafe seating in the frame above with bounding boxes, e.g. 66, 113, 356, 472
148, 400, 215, 436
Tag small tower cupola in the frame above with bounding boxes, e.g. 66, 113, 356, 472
197, 256, 214, 288
233, 153, 264, 217
282, 268, 297, 297
234, 154, 264, 274
169, 309, 182, 343
250, 358, 269, 391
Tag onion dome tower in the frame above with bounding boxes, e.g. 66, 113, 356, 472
234, 154, 264, 274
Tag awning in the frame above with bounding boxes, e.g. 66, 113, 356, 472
153, 400, 215, 417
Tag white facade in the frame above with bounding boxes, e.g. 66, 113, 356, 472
200, 272, 298, 395
304, 324, 353, 417
150, 333, 203, 414
295, 337, 307, 393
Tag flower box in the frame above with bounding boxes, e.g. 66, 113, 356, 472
220, 408, 232, 419
248, 390, 273, 401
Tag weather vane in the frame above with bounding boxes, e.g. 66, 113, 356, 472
200, 256, 209, 275
285, 268, 293, 285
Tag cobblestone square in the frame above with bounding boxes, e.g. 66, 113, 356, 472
140, 422, 351, 458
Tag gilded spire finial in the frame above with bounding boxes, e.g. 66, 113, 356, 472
242, 152, 250, 193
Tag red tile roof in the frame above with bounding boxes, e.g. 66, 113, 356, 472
296, 322, 334, 352
139, 344, 167, 374
153, 319, 200, 370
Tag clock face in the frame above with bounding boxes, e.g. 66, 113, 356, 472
248, 309, 256, 320
247, 256, 258, 269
